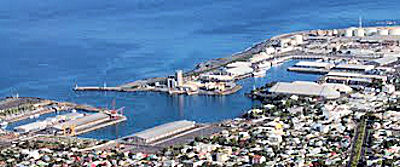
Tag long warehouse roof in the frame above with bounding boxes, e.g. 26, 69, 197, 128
327, 72, 387, 80
372, 56, 398, 65
269, 81, 341, 99
53, 113, 109, 130
295, 61, 334, 68
133, 120, 195, 140
334, 64, 375, 70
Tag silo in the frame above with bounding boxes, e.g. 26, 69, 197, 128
294, 35, 303, 45
389, 27, 400, 35
332, 29, 339, 36
345, 27, 355, 37
354, 28, 365, 37
378, 29, 389, 36
365, 28, 378, 36
175, 70, 183, 86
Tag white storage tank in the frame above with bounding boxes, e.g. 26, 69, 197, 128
378, 28, 389, 36
389, 28, 400, 35
265, 47, 275, 54
326, 30, 333, 36
332, 29, 339, 36
365, 28, 378, 36
294, 35, 303, 45
345, 27, 356, 37
354, 28, 365, 37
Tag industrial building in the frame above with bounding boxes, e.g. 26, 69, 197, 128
268, 81, 344, 99
130, 120, 196, 144
323, 71, 388, 87
200, 74, 234, 82
167, 70, 184, 89
53, 113, 110, 132
249, 52, 273, 64
226, 66, 254, 76
332, 64, 375, 73
288, 61, 334, 73
14, 121, 48, 133
370, 56, 398, 66
326, 71, 387, 82
14, 112, 84, 133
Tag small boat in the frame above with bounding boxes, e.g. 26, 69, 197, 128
29, 115, 35, 119
34, 114, 40, 118
71, 109, 77, 113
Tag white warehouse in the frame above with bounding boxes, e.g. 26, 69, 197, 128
131, 120, 196, 144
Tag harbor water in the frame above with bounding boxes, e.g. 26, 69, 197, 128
1, 0, 400, 139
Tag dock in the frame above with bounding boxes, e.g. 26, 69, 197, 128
73, 86, 148, 92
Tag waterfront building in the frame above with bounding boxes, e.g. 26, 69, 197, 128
52, 113, 110, 133
378, 28, 389, 36
167, 75, 177, 89
268, 81, 342, 99
345, 27, 356, 37
226, 62, 251, 68
176, 70, 184, 87
332, 64, 375, 73
130, 120, 195, 144
354, 28, 365, 37
14, 121, 48, 133
200, 74, 234, 82
389, 27, 400, 35
226, 66, 253, 76
288, 61, 334, 73
370, 56, 398, 66
325, 71, 387, 83
249, 52, 273, 64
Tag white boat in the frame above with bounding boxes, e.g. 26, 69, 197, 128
29, 115, 35, 119
34, 114, 40, 118
71, 109, 77, 113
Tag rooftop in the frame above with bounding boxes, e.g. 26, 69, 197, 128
334, 64, 375, 70
53, 113, 110, 130
372, 56, 398, 65
295, 61, 334, 68
133, 120, 195, 140
327, 71, 387, 81
269, 81, 341, 99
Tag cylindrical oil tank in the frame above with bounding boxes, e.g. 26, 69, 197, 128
378, 29, 389, 36
389, 28, 400, 35
354, 28, 365, 37
365, 28, 378, 36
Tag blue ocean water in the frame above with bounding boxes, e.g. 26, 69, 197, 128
1, 0, 399, 139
